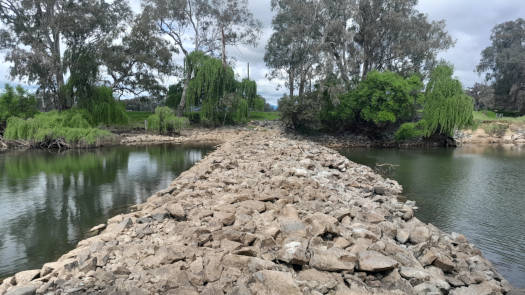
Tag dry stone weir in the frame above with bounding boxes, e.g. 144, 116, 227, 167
0, 129, 514, 294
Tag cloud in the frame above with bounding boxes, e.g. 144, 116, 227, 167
417, 0, 525, 87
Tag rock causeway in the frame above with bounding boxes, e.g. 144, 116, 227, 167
0, 128, 514, 294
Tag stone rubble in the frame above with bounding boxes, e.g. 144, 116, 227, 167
0, 129, 513, 294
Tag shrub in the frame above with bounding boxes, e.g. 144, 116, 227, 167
4, 111, 112, 145
483, 123, 508, 137
279, 92, 323, 131
395, 120, 427, 140
0, 85, 38, 128
319, 71, 423, 133
147, 107, 189, 135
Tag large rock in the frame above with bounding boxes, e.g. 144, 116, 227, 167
357, 250, 398, 272
409, 226, 431, 244
5, 285, 37, 295
251, 270, 302, 295
14, 270, 40, 285
278, 238, 309, 265
310, 247, 356, 272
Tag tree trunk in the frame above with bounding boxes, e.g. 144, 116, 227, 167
53, 32, 65, 110
221, 25, 227, 66
288, 69, 294, 98
177, 73, 190, 117
299, 72, 306, 97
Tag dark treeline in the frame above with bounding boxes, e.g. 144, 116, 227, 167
0, 0, 523, 144
0, 0, 266, 143
265, 0, 523, 141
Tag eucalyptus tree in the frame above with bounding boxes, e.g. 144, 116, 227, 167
265, 0, 453, 96
0, 0, 131, 110
207, 0, 262, 66
100, 13, 174, 99
265, 0, 323, 98
142, 0, 216, 115
353, 0, 453, 79
477, 18, 525, 97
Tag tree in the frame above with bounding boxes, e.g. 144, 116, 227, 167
265, 0, 322, 97
207, 0, 262, 66
265, 0, 453, 96
142, 0, 215, 116
322, 71, 423, 133
0, 85, 38, 130
0, 0, 131, 110
477, 18, 525, 97
353, 0, 453, 79
101, 13, 174, 98
422, 64, 473, 137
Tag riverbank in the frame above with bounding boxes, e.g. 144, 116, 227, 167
456, 121, 525, 145
0, 128, 514, 294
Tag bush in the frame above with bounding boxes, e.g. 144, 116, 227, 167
483, 123, 508, 136
395, 120, 427, 140
4, 111, 112, 145
319, 71, 423, 133
279, 93, 323, 131
0, 85, 38, 128
147, 107, 189, 135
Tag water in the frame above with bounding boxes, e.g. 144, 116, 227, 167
0, 144, 214, 279
340, 145, 525, 287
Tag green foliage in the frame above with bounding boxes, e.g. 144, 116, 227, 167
352, 71, 423, 126
146, 107, 189, 135
395, 120, 427, 140
165, 83, 183, 109
4, 111, 112, 145
239, 79, 257, 108
319, 71, 423, 132
76, 86, 128, 126
253, 96, 266, 112
422, 65, 474, 137
279, 93, 323, 131
0, 85, 39, 128
184, 51, 248, 125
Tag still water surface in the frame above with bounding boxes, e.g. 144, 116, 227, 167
0, 144, 213, 279
340, 145, 525, 288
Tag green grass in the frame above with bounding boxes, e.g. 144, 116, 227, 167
249, 111, 280, 121
473, 111, 525, 124
126, 111, 153, 123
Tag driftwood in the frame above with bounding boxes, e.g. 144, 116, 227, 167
38, 138, 71, 151
0, 136, 7, 151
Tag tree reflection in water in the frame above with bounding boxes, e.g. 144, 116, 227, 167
0, 144, 213, 279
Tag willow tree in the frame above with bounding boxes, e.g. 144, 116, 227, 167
423, 65, 474, 137
239, 79, 257, 108
184, 51, 248, 125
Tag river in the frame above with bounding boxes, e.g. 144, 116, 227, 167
340, 145, 525, 288
0, 144, 214, 280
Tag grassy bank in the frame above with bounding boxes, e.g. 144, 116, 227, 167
473, 111, 525, 124
248, 111, 280, 121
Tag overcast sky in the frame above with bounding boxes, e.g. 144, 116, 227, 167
1, 0, 525, 106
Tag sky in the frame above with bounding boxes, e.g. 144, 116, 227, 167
1, 0, 525, 106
